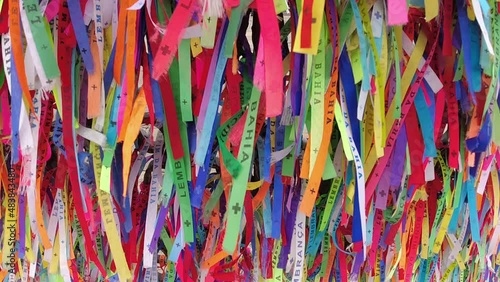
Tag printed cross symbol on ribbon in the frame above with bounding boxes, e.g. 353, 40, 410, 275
232, 203, 242, 214
310, 188, 316, 194
184, 220, 191, 227
379, 190, 386, 197
375, 11, 382, 19
182, 99, 188, 105
92, 85, 97, 91
161, 45, 171, 55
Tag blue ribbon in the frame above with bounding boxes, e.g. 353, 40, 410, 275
275, 117, 285, 171
426, 255, 439, 282
9, 58, 22, 163
68, 0, 95, 73
418, 259, 427, 282
271, 119, 285, 238
468, 21, 482, 92
193, 19, 228, 166
466, 112, 492, 153
306, 205, 317, 253
111, 143, 132, 233
77, 152, 95, 186
380, 257, 386, 282
191, 102, 222, 208
272, 174, 284, 239
148, 49, 165, 123
466, 178, 481, 242
349, 0, 370, 91
457, 0, 477, 103
106, 85, 121, 147
263, 191, 273, 238
414, 88, 437, 157
340, 49, 360, 148
103, 43, 116, 96
264, 122, 271, 181
187, 122, 197, 154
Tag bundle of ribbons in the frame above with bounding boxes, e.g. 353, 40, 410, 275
1, 0, 500, 280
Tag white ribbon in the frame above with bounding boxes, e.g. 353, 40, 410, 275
76, 124, 108, 148
471, 0, 494, 55
402, 33, 443, 93
143, 133, 163, 268
339, 80, 367, 255
43, 191, 61, 262
58, 190, 72, 282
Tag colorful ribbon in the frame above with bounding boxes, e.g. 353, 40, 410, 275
0, 0, 500, 281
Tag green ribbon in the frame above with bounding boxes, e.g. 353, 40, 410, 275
23, 0, 60, 79
223, 86, 261, 253
383, 175, 408, 224
427, 196, 446, 261
453, 51, 464, 82
392, 29, 402, 118
160, 227, 173, 255
179, 39, 193, 122
339, 2, 353, 50
281, 123, 295, 177
203, 180, 224, 224
224, 0, 252, 58
319, 177, 342, 231
280, 19, 292, 44
216, 109, 244, 177
482, 7, 500, 119
164, 122, 194, 243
